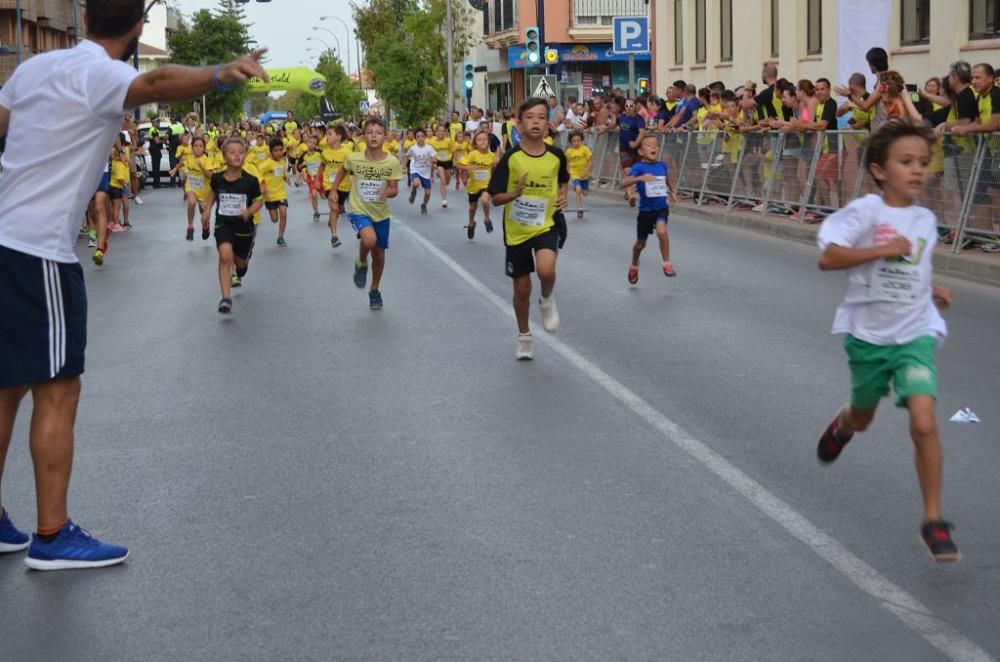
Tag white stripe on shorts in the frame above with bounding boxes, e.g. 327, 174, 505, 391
41, 261, 66, 379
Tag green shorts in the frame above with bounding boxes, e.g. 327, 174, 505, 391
844, 335, 938, 410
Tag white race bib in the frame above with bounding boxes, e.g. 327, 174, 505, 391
358, 179, 384, 202
187, 175, 205, 191
872, 261, 921, 303
437, 150, 451, 162
511, 196, 548, 227
473, 169, 490, 181
256, 152, 267, 161
306, 161, 321, 175
218, 192, 245, 218
273, 166, 285, 178
644, 176, 668, 198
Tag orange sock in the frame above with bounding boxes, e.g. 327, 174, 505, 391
37, 519, 68, 540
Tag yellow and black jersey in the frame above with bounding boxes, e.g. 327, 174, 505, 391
487, 144, 569, 247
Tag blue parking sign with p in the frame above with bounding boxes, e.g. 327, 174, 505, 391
613, 17, 649, 54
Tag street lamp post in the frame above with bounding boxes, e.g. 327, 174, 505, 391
312, 27, 342, 65
320, 16, 361, 92
307, 36, 336, 54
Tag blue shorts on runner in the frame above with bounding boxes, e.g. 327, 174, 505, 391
349, 214, 390, 249
572, 178, 590, 191
410, 173, 432, 190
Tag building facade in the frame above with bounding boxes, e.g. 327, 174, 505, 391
0, 0, 84, 84
476, 0, 650, 109
652, 0, 1000, 97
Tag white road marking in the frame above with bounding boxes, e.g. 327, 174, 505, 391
398, 221, 995, 662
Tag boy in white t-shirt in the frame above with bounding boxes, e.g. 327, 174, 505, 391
405, 129, 437, 216
815, 119, 958, 562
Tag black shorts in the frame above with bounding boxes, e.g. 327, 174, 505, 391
108, 186, 124, 200
438, 160, 454, 171
215, 220, 256, 260
468, 191, 486, 205
505, 228, 559, 279
0, 244, 87, 388
329, 190, 349, 206
636, 209, 669, 240
264, 199, 288, 211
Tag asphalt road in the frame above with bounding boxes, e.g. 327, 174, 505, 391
1, 181, 998, 662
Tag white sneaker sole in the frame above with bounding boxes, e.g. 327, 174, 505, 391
24, 551, 129, 571
0, 540, 30, 553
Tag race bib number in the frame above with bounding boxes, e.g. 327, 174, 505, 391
872, 261, 920, 303
511, 196, 548, 227
274, 166, 285, 178
473, 169, 490, 182
437, 151, 451, 162
306, 161, 321, 175
644, 176, 668, 198
256, 152, 267, 161
218, 193, 245, 218
358, 179, 384, 202
187, 175, 205, 191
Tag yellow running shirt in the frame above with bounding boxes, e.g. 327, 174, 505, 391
488, 144, 570, 247
460, 150, 496, 195
259, 158, 288, 202
342, 151, 402, 221
429, 136, 455, 163
301, 150, 323, 178
564, 144, 592, 180
322, 145, 352, 192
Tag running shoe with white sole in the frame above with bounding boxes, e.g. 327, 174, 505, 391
539, 295, 559, 333
330, 235, 342, 248
921, 520, 960, 562
0, 510, 30, 553
369, 288, 384, 309
442, 200, 448, 208
277, 237, 287, 247
87, 238, 97, 249
231, 274, 242, 288
516, 333, 534, 361
24, 520, 128, 571
218, 298, 232, 314
353, 260, 368, 289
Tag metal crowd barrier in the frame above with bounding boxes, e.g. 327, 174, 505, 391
555, 128, 1000, 254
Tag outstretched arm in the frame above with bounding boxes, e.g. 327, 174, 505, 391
124, 50, 269, 110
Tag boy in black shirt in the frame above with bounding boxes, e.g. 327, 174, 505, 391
201, 138, 264, 314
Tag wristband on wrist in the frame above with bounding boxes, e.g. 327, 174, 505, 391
213, 64, 235, 93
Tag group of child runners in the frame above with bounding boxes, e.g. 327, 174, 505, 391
83, 98, 964, 562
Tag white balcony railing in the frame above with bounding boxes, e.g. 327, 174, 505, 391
572, 0, 647, 27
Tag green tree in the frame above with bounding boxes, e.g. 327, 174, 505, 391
166, 9, 251, 121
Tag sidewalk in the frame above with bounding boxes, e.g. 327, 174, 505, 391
592, 191, 1000, 288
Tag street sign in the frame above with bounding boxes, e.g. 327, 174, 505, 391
359, 100, 370, 113
612, 17, 649, 54
530, 75, 557, 99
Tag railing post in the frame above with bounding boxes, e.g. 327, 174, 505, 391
798, 135, 824, 219
697, 132, 720, 206
759, 132, 783, 212
726, 132, 749, 211
954, 134, 987, 254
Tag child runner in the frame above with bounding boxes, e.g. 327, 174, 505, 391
259, 139, 290, 246
453, 131, 470, 191
429, 124, 455, 207
405, 129, 437, 215
621, 134, 678, 284
251, 133, 270, 164
173, 132, 192, 201
814, 119, 958, 562
89, 149, 113, 266
108, 147, 131, 234
564, 130, 592, 219
299, 135, 324, 222
488, 97, 570, 361
200, 138, 264, 314
458, 131, 496, 239
169, 135, 212, 242
321, 124, 351, 248
330, 118, 402, 309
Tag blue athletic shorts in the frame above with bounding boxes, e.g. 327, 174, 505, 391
572, 178, 590, 191
0, 244, 87, 388
97, 172, 110, 194
349, 214, 390, 249
410, 173, 432, 190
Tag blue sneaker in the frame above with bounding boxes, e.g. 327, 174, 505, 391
0, 510, 30, 554
24, 520, 128, 571
276, 236, 287, 247
353, 260, 368, 289
369, 288, 383, 309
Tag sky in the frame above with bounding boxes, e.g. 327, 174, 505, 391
174, 0, 361, 73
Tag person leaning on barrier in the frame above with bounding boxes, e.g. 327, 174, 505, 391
932, 62, 979, 138
948, 64, 1000, 137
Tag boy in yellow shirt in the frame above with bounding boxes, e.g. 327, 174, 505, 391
259, 139, 291, 246
564, 130, 592, 220
320, 124, 352, 249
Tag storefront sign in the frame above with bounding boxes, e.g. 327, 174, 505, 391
507, 43, 651, 69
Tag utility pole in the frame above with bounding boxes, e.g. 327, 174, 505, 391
446, 0, 455, 113
537, 0, 547, 77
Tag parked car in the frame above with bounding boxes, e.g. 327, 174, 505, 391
138, 120, 172, 186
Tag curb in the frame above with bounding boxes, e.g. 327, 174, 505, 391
592, 192, 1000, 288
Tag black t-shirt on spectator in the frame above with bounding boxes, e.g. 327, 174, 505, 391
817, 99, 840, 152
955, 87, 979, 122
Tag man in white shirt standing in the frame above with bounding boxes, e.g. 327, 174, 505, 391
0, 0, 267, 571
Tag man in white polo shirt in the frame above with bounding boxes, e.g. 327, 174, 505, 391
0, 0, 267, 571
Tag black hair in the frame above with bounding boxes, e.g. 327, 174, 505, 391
328, 124, 348, 142
517, 97, 548, 118
268, 138, 284, 151
816, 77, 832, 87
415, 128, 426, 137
974, 63, 996, 78
721, 90, 737, 103
672, 80, 687, 90
866, 47, 889, 73
568, 130, 584, 142
864, 119, 934, 189
85, 0, 144, 38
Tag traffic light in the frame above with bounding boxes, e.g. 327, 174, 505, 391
638, 78, 649, 93
525, 26, 541, 65
544, 48, 559, 65
464, 61, 475, 90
